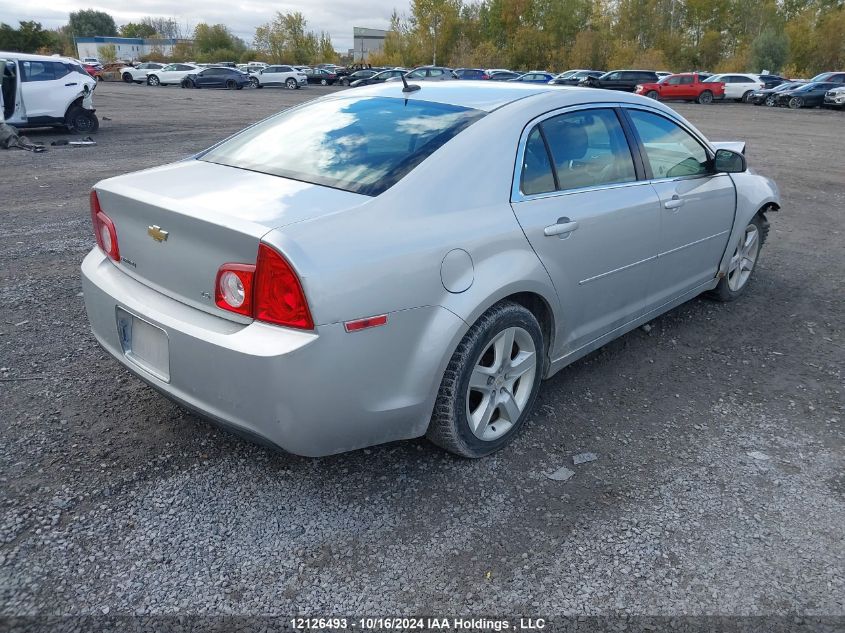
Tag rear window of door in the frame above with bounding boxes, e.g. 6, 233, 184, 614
520, 108, 637, 194
279, 66, 293, 73
627, 110, 710, 179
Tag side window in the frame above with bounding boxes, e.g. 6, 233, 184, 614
430, 69, 443, 77
53, 62, 71, 80
279, 66, 292, 72
520, 127, 555, 195
679, 75, 694, 85
667, 77, 681, 85
607, 72, 621, 80
627, 110, 709, 179
542, 109, 637, 191
20, 61, 55, 82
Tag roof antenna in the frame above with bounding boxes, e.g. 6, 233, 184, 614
401, 72, 420, 93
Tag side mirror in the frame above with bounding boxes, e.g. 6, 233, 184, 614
713, 148, 746, 173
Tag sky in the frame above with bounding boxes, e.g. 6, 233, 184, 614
0, 0, 405, 51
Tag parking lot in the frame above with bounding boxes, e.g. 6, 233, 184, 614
1, 82, 843, 621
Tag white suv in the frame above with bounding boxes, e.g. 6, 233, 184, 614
704, 73, 765, 102
1, 51, 99, 133
119, 62, 165, 84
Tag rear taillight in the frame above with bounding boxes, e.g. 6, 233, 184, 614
254, 244, 313, 329
215, 263, 255, 317
90, 190, 119, 261
214, 244, 313, 330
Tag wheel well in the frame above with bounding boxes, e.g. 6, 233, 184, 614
503, 292, 555, 374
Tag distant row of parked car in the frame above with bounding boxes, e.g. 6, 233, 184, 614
82, 57, 845, 109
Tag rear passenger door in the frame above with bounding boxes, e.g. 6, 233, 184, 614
510, 106, 661, 354
19, 60, 69, 119
623, 107, 735, 308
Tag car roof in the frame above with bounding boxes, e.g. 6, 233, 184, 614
0, 50, 78, 63
327, 81, 676, 114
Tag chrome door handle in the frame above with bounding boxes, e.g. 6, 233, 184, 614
544, 219, 579, 237
664, 196, 684, 210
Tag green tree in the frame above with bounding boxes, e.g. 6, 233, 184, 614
68, 9, 117, 37
318, 32, 336, 62
749, 27, 789, 72
120, 22, 157, 38
0, 21, 56, 53
99, 43, 117, 62
254, 12, 319, 64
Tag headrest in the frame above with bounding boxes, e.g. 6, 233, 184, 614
544, 119, 588, 162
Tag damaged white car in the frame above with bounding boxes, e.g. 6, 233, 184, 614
1, 52, 99, 133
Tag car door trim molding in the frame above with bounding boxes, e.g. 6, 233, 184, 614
656, 229, 731, 258
579, 254, 657, 286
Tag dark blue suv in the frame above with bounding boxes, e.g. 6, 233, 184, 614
182, 67, 251, 89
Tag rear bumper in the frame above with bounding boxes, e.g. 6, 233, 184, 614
81, 248, 466, 456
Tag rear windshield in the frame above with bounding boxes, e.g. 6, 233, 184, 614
200, 96, 485, 196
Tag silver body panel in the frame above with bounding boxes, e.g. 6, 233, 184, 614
81, 83, 780, 456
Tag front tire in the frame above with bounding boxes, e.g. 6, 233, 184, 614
249, 76, 259, 88
710, 214, 767, 302
147, 75, 160, 86
788, 96, 803, 109
646, 90, 659, 100
427, 301, 545, 458
765, 95, 777, 106
285, 78, 298, 89
66, 106, 99, 134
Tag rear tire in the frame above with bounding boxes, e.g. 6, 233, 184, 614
709, 214, 767, 302
697, 90, 713, 104
741, 90, 753, 103
226, 79, 236, 90
427, 301, 545, 458
320, 78, 328, 86
122, 72, 133, 83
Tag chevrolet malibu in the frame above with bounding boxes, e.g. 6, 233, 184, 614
81, 82, 780, 458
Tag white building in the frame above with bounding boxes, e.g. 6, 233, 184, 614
349, 27, 387, 62
75, 36, 181, 62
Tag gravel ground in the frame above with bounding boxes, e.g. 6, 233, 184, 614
0, 82, 843, 623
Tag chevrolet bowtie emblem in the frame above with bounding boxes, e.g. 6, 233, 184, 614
147, 225, 169, 242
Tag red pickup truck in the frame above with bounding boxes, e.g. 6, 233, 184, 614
635, 73, 725, 104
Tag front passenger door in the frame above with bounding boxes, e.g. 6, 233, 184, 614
510, 107, 661, 355
624, 108, 736, 308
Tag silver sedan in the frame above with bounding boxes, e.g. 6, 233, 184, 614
81, 81, 780, 457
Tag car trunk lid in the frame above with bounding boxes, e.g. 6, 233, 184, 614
94, 159, 369, 320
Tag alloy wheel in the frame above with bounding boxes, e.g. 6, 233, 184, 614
148, 75, 159, 86
465, 326, 537, 441
727, 224, 760, 292
765, 95, 776, 106
789, 97, 803, 109
286, 78, 297, 89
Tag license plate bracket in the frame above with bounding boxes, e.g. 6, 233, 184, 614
116, 307, 170, 382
